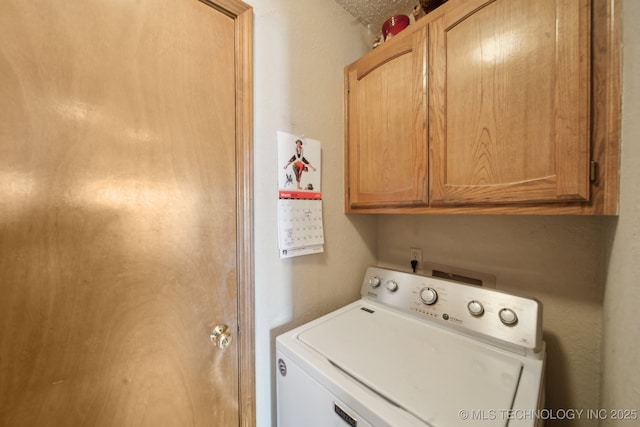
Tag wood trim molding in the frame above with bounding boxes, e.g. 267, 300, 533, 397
201, 0, 255, 425
590, 0, 621, 215
235, 6, 256, 427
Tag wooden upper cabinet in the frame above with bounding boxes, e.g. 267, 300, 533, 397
344, 0, 619, 214
429, 0, 591, 205
345, 26, 428, 209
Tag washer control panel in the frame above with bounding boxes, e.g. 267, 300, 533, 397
361, 266, 542, 354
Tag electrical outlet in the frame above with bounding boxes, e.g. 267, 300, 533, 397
410, 247, 423, 263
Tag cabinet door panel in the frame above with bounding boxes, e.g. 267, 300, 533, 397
429, 0, 590, 205
346, 28, 428, 208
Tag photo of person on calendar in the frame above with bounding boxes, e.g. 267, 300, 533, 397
283, 139, 316, 190
278, 132, 321, 195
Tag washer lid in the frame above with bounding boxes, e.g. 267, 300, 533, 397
298, 304, 523, 427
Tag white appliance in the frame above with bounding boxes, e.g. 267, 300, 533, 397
276, 266, 545, 427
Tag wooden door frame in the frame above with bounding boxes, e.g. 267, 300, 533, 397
200, 1, 254, 425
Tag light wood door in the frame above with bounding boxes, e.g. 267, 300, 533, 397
345, 26, 428, 210
0, 0, 254, 426
429, 0, 591, 205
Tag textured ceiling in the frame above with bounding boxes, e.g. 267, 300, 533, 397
334, 0, 419, 34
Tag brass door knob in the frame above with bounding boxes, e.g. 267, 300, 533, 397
210, 324, 233, 350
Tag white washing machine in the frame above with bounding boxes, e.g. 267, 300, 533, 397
276, 266, 545, 427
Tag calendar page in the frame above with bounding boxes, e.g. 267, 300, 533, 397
277, 131, 324, 258
278, 199, 324, 258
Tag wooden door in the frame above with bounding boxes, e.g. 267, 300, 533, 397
429, 0, 591, 205
0, 0, 254, 426
345, 26, 428, 210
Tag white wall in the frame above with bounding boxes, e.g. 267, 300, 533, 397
252, 1, 375, 425
600, 1, 640, 422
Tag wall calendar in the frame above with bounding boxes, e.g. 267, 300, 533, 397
277, 131, 324, 258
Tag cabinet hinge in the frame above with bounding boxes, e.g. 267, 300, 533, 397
590, 160, 600, 183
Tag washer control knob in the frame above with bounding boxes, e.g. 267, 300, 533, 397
419, 287, 438, 305
499, 308, 518, 325
385, 280, 399, 292
369, 276, 381, 288
467, 300, 484, 317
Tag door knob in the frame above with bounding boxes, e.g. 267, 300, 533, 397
210, 324, 233, 350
